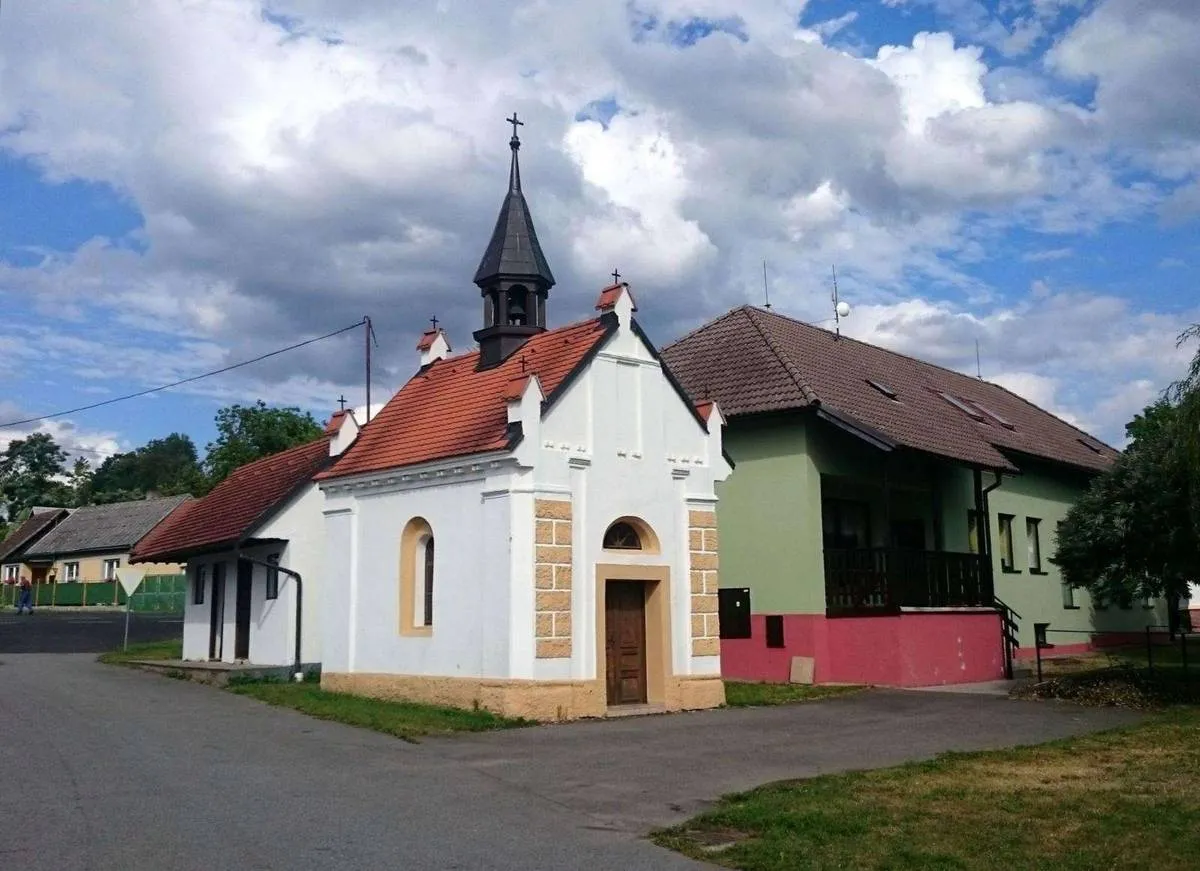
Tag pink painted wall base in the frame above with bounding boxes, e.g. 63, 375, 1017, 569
721, 611, 1006, 687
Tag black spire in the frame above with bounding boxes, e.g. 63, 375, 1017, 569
473, 113, 556, 369
473, 113, 556, 288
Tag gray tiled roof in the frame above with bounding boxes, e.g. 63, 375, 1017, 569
23, 496, 191, 558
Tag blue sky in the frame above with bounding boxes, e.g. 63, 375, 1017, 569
1, 0, 1197, 465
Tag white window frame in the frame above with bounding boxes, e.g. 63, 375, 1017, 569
102, 558, 120, 580
64, 562, 80, 582
2, 564, 18, 582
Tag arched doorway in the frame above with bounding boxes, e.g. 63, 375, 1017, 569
598, 517, 666, 707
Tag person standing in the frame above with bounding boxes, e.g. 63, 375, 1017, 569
16, 576, 33, 615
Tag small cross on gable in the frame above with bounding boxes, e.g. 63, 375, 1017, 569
337, 395, 348, 412
611, 268, 621, 285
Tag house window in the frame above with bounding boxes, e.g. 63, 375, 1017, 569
603, 521, 642, 550
399, 517, 434, 636
194, 566, 206, 605
997, 515, 1016, 572
102, 558, 120, 580
421, 536, 434, 627
2, 564, 18, 582
822, 499, 871, 550
1026, 519, 1042, 572
1062, 582, 1077, 609
967, 510, 980, 555
265, 554, 280, 600
64, 562, 80, 582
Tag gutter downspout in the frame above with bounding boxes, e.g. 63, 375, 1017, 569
235, 550, 304, 682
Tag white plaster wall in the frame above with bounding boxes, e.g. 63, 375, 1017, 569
324, 472, 514, 678
177, 483, 326, 667
181, 562, 209, 661
254, 482, 326, 665
535, 322, 729, 682
320, 312, 728, 686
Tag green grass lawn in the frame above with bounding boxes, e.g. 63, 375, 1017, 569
98, 639, 183, 665
654, 709, 1200, 871
226, 679, 532, 742
724, 681, 863, 707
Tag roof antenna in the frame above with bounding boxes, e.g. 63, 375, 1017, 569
831, 265, 851, 339
762, 261, 772, 309
975, 339, 983, 380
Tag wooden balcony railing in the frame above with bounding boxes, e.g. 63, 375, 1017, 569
824, 548, 989, 613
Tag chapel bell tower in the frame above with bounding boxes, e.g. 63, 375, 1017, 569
472, 113, 556, 369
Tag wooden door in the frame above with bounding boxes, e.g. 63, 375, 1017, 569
605, 581, 647, 706
209, 563, 226, 661
234, 560, 253, 661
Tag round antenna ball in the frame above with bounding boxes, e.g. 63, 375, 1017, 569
836, 301, 851, 318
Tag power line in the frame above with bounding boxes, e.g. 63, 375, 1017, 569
0, 318, 368, 429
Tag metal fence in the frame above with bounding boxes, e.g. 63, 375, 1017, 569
1, 574, 187, 612
1031, 623, 1193, 685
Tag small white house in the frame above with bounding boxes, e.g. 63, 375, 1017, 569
316, 124, 732, 720
132, 412, 358, 671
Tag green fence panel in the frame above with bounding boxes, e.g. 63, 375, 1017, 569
87, 582, 118, 606
55, 583, 84, 606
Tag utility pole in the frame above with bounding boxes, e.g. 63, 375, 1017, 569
364, 316, 373, 422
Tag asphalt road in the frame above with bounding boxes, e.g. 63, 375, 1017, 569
0, 654, 1140, 871
0, 610, 181, 653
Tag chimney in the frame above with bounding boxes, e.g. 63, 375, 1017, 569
417, 328, 451, 366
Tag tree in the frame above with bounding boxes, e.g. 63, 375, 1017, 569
203, 401, 323, 486
1053, 326, 1200, 618
0, 432, 71, 519
69, 457, 94, 507
91, 433, 204, 503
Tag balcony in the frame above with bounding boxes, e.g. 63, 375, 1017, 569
824, 547, 989, 614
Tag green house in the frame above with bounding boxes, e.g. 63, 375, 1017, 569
663, 306, 1166, 686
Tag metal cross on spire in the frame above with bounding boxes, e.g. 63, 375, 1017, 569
430, 316, 439, 331
611, 268, 621, 284
337, 394, 347, 411
506, 112, 524, 193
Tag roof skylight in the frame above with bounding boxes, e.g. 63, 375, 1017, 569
971, 401, 1016, 431
1077, 437, 1104, 454
866, 379, 899, 401
938, 392, 986, 422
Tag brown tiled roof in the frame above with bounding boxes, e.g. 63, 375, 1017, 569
320, 316, 614, 481
0, 508, 71, 564
131, 438, 331, 563
662, 306, 1118, 473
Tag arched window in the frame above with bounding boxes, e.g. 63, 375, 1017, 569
421, 535, 434, 627
399, 517, 434, 636
603, 521, 642, 550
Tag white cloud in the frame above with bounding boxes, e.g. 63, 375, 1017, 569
0, 0, 1194, 452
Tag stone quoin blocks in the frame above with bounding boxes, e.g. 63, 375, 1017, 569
688, 509, 720, 657
534, 499, 573, 658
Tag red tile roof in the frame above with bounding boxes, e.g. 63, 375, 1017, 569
323, 410, 350, 436
131, 438, 332, 563
416, 327, 447, 352
662, 306, 1118, 474
321, 316, 613, 480
595, 282, 637, 311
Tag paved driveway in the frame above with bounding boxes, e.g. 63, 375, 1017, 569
0, 655, 1140, 871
